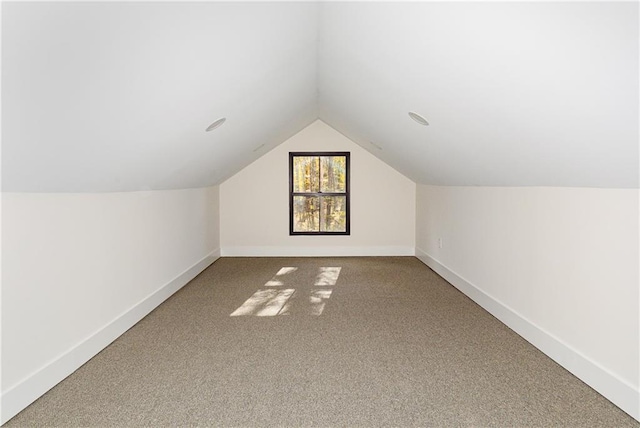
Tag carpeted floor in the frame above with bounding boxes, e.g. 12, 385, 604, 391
5, 257, 638, 427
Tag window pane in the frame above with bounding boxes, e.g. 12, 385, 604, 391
320, 195, 347, 232
293, 196, 320, 232
293, 156, 320, 193
320, 156, 346, 193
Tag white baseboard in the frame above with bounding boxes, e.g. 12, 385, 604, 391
0, 249, 220, 425
221, 246, 414, 257
415, 247, 639, 422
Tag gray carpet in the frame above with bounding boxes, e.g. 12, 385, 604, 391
5, 257, 638, 427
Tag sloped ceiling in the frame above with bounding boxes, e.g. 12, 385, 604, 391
2, 1, 638, 192
2, 2, 319, 192
318, 2, 638, 188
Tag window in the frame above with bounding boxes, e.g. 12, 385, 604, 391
289, 152, 350, 235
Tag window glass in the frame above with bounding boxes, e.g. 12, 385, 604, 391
290, 152, 350, 235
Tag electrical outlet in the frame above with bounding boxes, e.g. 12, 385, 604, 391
438, 238, 443, 248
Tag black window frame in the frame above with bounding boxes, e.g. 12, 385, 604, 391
289, 151, 350, 236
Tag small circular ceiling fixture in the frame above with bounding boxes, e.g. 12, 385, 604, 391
408, 111, 429, 126
206, 117, 226, 132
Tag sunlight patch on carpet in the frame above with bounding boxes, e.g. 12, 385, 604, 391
314, 267, 341, 286
231, 267, 340, 316
264, 267, 298, 286
230, 289, 295, 317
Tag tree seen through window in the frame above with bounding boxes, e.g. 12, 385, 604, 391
289, 152, 350, 235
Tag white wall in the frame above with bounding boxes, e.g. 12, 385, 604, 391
220, 120, 415, 256
1, 186, 220, 424
415, 185, 639, 420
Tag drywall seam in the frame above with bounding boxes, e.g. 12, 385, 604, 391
414, 247, 640, 422
0, 249, 220, 425
221, 246, 414, 257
